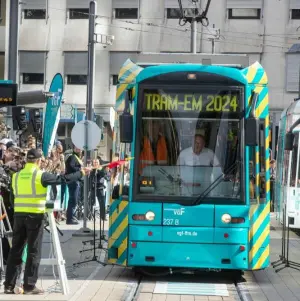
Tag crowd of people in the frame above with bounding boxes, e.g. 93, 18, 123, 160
0, 135, 120, 295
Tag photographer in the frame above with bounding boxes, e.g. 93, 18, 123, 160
0, 145, 23, 265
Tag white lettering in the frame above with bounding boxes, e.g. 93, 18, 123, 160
174, 208, 185, 215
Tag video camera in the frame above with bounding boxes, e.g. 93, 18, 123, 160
0, 165, 11, 191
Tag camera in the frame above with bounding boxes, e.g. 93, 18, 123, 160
0, 166, 11, 192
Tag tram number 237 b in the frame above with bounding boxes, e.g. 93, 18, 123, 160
163, 218, 179, 225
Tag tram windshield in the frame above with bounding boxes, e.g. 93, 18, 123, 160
134, 86, 243, 203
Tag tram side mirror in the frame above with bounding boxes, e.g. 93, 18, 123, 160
285, 132, 294, 151
245, 117, 259, 146
119, 113, 133, 143
119, 90, 133, 143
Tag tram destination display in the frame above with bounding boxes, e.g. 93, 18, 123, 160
142, 88, 241, 118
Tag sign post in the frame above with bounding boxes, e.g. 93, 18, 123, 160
71, 120, 102, 236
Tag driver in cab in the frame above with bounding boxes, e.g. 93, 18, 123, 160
176, 133, 220, 167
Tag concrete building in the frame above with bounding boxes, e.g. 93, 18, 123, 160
0, 0, 299, 156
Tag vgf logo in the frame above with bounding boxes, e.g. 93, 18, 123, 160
174, 208, 185, 215
51, 89, 62, 106
165, 208, 185, 216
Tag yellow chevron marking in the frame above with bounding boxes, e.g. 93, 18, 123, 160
111, 215, 128, 241
119, 62, 135, 79
249, 204, 270, 240
108, 238, 114, 248
259, 72, 268, 85
266, 115, 269, 128
125, 68, 142, 83
265, 158, 270, 171
116, 84, 128, 101
249, 225, 270, 262
118, 237, 128, 258
108, 258, 117, 264
256, 94, 268, 116
250, 204, 259, 219
266, 181, 270, 196
254, 86, 264, 94
246, 67, 257, 83
253, 245, 270, 270
255, 151, 260, 189
111, 201, 128, 225
122, 259, 127, 266
132, 86, 136, 98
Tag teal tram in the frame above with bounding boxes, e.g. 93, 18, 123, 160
275, 99, 300, 230
108, 58, 271, 274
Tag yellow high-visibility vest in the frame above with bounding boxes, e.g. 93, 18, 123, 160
12, 163, 47, 214
74, 154, 83, 166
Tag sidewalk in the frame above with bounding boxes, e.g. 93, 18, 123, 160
242, 213, 300, 301
0, 219, 138, 301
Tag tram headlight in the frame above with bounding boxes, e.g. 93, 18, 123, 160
145, 211, 155, 221
221, 214, 232, 224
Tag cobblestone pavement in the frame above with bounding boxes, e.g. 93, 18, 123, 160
1, 214, 300, 301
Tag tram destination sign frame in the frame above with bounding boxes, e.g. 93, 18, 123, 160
0, 82, 17, 107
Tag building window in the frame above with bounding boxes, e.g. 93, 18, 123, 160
166, 8, 198, 19
22, 73, 44, 84
67, 75, 87, 85
115, 8, 138, 19
167, 8, 181, 19
228, 8, 261, 19
292, 9, 300, 20
69, 8, 89, 19
24, 9, 46, 19
112, 75, 118, 85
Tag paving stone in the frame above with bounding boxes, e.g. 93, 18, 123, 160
137, 292, 153, 301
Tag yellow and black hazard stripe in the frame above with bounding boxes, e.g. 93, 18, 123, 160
108, 59, 143, 266
243, 62, 270, 270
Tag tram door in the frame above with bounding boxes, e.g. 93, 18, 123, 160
283, 130, 300, 228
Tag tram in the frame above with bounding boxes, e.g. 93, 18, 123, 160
275, 100, 300, 229
108, 56, 270, 273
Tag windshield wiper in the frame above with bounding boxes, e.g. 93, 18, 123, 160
158, 168, 184, 185
187, 161, 239, 206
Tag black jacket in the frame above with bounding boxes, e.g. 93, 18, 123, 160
90, 168, 110, 190
41, 171, 83, 187
65, 152, 82, 174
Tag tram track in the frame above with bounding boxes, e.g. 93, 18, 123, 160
126, 271, 252, 301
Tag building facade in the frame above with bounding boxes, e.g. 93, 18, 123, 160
0, 0, 299, 155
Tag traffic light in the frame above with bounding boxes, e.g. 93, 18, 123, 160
29, 109, 42, 133
12, 106, 27, 131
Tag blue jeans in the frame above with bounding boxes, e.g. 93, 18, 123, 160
67, 181, 80, 222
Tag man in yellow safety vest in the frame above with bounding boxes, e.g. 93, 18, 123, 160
4, 148, 91, 295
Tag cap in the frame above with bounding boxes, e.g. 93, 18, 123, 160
27, 148, 43, 160
6, 141, 16, 149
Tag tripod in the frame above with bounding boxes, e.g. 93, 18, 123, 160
0, 197, 13, 286
73, 208, 106, 266
272, 203, 300, 272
